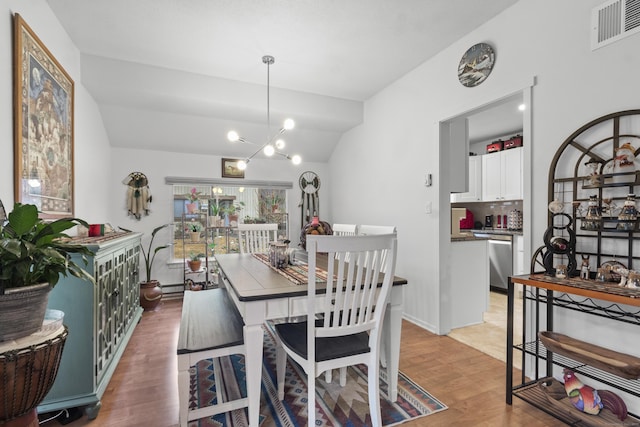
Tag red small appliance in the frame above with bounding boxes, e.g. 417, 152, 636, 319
459, 209, 474, 229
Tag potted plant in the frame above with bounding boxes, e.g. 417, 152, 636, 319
209, 200, 222, 227
0, 203, 95, 341
225, 201, 245, 225
270, 193, 283, 213
187, 253, 203, 272
185, 187, 201, 214
140, 223, 171, 311
187, 221, 203, 242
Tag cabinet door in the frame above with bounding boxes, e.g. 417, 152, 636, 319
451, 155, 482, 202
482, 152, 502, 201
502, 147, 523, 200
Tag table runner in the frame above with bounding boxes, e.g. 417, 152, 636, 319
252, 253, 330, 285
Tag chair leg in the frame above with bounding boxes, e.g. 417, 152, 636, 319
324, 369, 332, 383
339, 366, 347, 386
276, 340, 287, 400
308, 369, 316, 427
177, 357, 190, 427
367, 355, 382, 427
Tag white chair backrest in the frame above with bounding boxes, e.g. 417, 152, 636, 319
306, 234, 397, 347
357, 225, 397, 236
357, 225, 396, 272
237, 223, 278, 254
332, 223, 358, 236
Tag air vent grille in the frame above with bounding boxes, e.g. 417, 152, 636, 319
592, 0, 640, 50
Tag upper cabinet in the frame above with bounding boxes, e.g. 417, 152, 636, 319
451, 155, 482, 203
482, 147, 523, 201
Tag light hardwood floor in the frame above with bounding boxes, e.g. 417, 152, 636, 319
40, 297, 563, 427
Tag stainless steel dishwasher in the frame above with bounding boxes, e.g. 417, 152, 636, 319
474, 233, 513, 292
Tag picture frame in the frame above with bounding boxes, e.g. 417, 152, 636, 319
13, 14, 75, 219
221, 158, 245, 179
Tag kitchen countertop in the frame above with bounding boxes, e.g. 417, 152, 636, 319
451, 229, 523, 242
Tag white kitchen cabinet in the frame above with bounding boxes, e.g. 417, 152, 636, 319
482, 147, 523, 201
450, 155, 482, 203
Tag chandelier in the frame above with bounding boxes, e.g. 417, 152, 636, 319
226, 55, 301, 171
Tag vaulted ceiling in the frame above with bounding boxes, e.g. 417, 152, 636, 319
47, 0, 520, 162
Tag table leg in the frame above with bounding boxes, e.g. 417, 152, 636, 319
385, 287, 403, 402
244, 323, 264, 427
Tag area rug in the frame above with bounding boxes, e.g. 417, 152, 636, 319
188, 323, 447, 426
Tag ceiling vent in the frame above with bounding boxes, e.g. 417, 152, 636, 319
592, 0, 640, 49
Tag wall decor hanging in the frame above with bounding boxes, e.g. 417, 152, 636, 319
123, 172, 152, 220
299, 170, 320, 226
13, 14, 74, 219
221, 158, 245, 179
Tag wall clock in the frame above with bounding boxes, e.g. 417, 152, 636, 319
458, 42, 495, 87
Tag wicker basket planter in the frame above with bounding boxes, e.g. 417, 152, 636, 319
0, 283, 51, 341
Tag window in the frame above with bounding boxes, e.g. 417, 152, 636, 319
166, 178, 292, 259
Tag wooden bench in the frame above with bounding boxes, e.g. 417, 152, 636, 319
177, 288, 247, 426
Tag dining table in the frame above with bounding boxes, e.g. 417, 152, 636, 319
215, 252, 407, 427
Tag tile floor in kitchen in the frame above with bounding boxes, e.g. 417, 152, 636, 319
448, 290, 523, 369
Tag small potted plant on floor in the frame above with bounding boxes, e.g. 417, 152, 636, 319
140, 223, 171, 311
0, 203, 95, 341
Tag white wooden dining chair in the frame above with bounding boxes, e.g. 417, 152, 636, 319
237, 223, 278, 254
274, 234, 397, 427
332, 223, 358, 236
358, 225, 396, 273
323, 223, 358, 384
358, 224, 397, 236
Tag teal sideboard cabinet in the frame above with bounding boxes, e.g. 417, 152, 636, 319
38, 232, 143, 419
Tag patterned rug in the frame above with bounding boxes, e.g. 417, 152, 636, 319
188, 323, 447, 426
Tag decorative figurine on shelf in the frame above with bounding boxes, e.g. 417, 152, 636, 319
617, 194, 638, 231
614, 142, 636, 170
582, 195, 602, 231
562, 369, 628, 420
627, 270, 640, 289
542, 213, 577, 277
580, 254, 590, 279
613, 264, 630, 287
584, 158, 603, 186
563, 369, 603, 415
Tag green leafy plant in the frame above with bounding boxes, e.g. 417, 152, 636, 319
187, 222, 203, 232
224, 201, 245, 216
189, 253, 204, 262
140, 223, 171, 283
210, 201, 221, 216
0, 203, 95, 291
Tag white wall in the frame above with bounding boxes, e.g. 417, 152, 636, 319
329, 0, 640, 332
1, 1, 111, 221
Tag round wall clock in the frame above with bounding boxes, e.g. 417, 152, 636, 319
458, 42, 495, 87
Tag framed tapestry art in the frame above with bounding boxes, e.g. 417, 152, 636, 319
13, 14, 75, 218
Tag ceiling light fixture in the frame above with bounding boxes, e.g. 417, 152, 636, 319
227, 55, 301, 171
